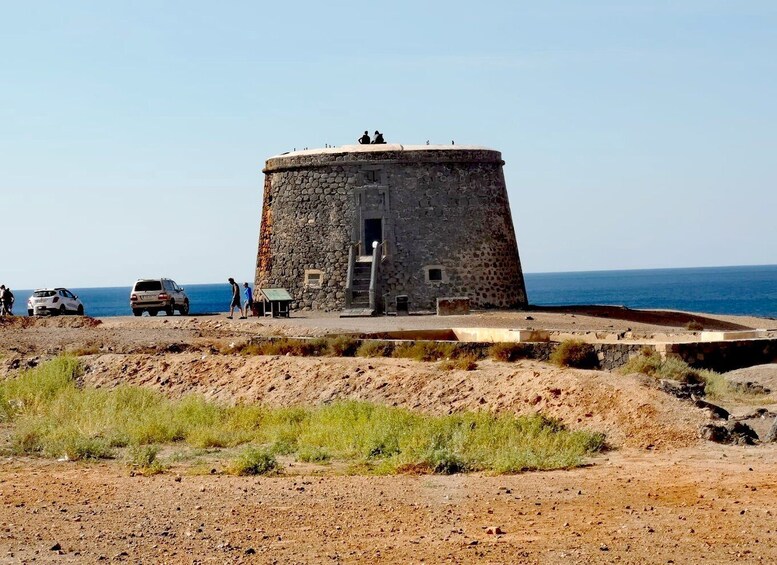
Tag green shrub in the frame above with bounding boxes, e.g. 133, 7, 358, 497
488, 342, 532, 362
393, 341, 457, 362
355, 340, 394, 358
297, 446, 331, 463
326, 336, 359, 357
550, 340, 599, 369
227, 447, 280, 476
685, 320, 704, 331
439, 355, 478, 371
620, 349, 704, 384
127, 443, 160, 467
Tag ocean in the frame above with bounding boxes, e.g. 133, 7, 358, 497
5, 265, 777, 319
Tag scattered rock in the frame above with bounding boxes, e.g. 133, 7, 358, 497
764, 416, 777, 443
692, 398, 730, 420
659, 379, 705, 400
485, 526, 503, 535
50, 543, 62, 551
699, 421, 759, 445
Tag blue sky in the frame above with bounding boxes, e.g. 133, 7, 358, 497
1, 1, 775, 288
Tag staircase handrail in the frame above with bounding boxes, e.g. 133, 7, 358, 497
368, 241, 384, 311
344, 241, 360, 309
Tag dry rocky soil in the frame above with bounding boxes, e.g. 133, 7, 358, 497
1, 308, 777, 564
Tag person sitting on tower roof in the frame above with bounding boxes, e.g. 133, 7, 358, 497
358, 131, 371, 144
372, 131, 385, 144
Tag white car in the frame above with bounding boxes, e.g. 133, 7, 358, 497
27, 288, 85, 316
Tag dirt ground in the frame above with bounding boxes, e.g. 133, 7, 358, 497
1, 310, 777, 563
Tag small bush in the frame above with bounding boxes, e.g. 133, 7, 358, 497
685, 320, 704, 331
58, 435, 113, 461
227, 447, 281, 476
326, 335, 359, 357
393, 341, 457, 362
488, 342, 532, 362
550, 340, 599, 369
620, 349, 704, 384
439, 356, 478, 371
355, 340, 394, 358
127, 443, 160, 467
126, 444, 166, 474
297, 446, 331, 463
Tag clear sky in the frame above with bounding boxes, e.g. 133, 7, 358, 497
2, 1, 775, 289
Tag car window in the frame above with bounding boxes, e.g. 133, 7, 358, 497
135, 281, 162, 292
59, 290, 67, 297
33, 290, 55, 298
64, 290, 75, 299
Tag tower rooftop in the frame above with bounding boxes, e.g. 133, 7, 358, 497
269, 144, 495, 160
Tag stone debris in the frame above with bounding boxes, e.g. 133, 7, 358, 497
699, 421, 759, 445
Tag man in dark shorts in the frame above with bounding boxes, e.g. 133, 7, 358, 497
227, 277, 243, 319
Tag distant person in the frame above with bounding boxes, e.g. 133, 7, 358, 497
0, 285, 13, 316
243, 282, 254, 318
227, 278, 243, 319
372, 131, 385, 144
358, 130, 371, 144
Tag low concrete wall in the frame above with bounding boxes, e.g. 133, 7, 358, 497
659, 339, 777, 372
451, 328, 550, 343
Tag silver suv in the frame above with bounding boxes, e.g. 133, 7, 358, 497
130, 278, 189, 316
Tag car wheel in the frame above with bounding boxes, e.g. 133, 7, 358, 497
166, 301, 175, 316
59, 305, 66, 316
180, 300, 189, 315
150, 309, 159, 316
132, 309, 143, 317
77, 305, 84, 316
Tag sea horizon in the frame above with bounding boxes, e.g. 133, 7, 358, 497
4, 263, 776, 319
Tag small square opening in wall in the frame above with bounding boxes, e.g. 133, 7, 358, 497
424, 265, 448, 284
304, 269, 324, 288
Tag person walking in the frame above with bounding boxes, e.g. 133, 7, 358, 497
243, 282, 254, 318
227, 278, 243, 319
0, 285, 13, 316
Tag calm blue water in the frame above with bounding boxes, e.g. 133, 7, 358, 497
5, 265, 777, 318
524, 265, 777, 318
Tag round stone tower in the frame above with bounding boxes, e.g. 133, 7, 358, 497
255, 144, 528, 312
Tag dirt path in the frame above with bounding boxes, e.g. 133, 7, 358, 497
2, 446, 776, 564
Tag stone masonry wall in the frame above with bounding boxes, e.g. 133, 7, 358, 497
256, 147, 528, 311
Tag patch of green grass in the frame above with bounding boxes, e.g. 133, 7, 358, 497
226, 447, 280, 476
126, 444, 166, 475
550, 340, 599, 369
620, 348, 705, 384
619, 349, 771, 402
355, 340, 394, 358
393, 341, 457, 362
1, 358, 606, 474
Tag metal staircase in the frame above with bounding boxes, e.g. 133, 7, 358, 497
341, 242, 383, 317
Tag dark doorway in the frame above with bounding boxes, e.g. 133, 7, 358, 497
363, 218, 383, 254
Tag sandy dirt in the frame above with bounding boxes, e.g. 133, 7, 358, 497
1, 311, 777, 563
